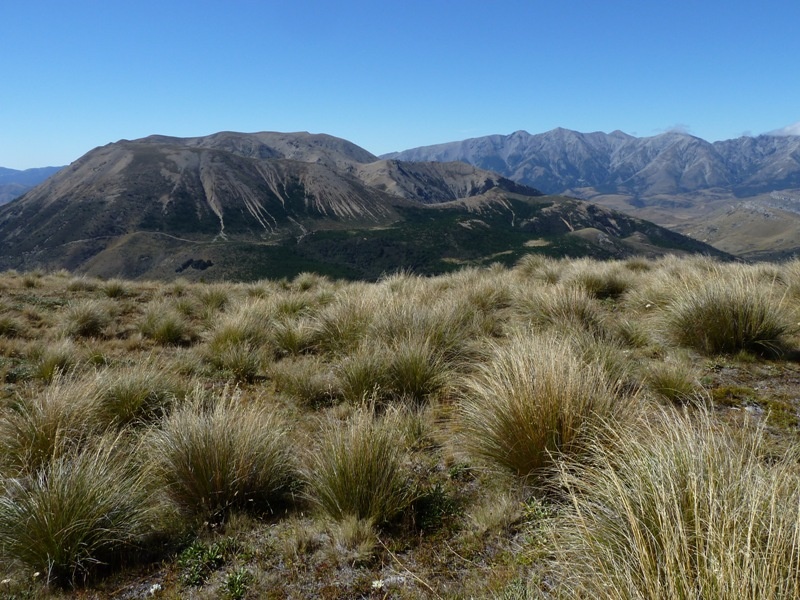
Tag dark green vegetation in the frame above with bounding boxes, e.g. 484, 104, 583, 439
1, 257, 799, 598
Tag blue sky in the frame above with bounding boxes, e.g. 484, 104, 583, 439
2, 0, 799, 169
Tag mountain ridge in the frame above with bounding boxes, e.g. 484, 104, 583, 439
383, 128, 800, 199
0, 131, 728, 280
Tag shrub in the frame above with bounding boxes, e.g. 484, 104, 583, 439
303, 406, 412, 523
0, 434, 161, 586
458, 332, 624, 478
149, 389, 295, 522
664, 275, 793, 356
550, 408, 800, 599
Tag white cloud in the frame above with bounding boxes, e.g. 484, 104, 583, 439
767, 122, 800, 136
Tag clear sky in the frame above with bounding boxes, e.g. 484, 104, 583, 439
2, 0, 799, 169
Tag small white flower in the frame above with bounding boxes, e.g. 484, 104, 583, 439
371, 579, 384, 589
148, 583, 162, 596
32, 572, 41, 579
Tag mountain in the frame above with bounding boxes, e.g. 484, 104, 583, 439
384, 128, 800, 199
0, 131, 726, 280
385, 129, 800, 259
0, 166, 62, 204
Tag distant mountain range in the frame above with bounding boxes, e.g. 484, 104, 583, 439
384, 128, 800, 199
0, 132, 723, 280
384, 129, 800, 259
0, 166, 62, 204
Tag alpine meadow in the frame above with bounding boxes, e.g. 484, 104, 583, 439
1, 254, 800, 598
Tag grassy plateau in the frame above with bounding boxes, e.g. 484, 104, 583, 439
0, 255, 799, 598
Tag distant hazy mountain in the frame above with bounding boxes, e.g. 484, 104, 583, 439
0, 166, 62, 204
384, 128, 800, 199
385, 129, 800, 259
0, 131, 725, 279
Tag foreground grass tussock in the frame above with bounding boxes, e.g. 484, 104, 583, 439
551, 408, 800, 599
0, 434, 160, 586
303, 405, 412, 524
664, 272, 794, 356
149, 388, 295, 523
0, 257, 798, 598
459, 331, 625, 478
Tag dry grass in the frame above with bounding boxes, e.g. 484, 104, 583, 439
0, 259, 798, 597
458, 331, 627, 478
0, 433, 162, 587
148, 387, 296, 523
550, 407, 800, 599
303, 405, 413, 524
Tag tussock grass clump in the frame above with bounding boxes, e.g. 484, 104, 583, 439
94, 363, 183, 426
196, 285, 229, 312
0, 373, 102, 474
270, 315, 317, 356
205, 341, 266, 383
644, 358, 705, 405
0, 434, 161, 587
519, 285, 608, 338
664, 275, 793, 356
569, 264, 632, 300
269, 356, 339, 408
458, 332, 624, 478
550, 408, 800, 599
310, 289, 375, 354
138, 301, 197, 346
335, 345, 389, 404
102, 278, 131, 298
205, 299, 272, 351
303, 406, 412, 524
149, 389, 295, 522
386, 335, 448, 404
66, 276, 100, 292
0, 314, 24, 338
61, 298, 113, 338
32, 339, 82, 382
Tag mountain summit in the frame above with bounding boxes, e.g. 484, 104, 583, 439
0, 131, 725, 280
